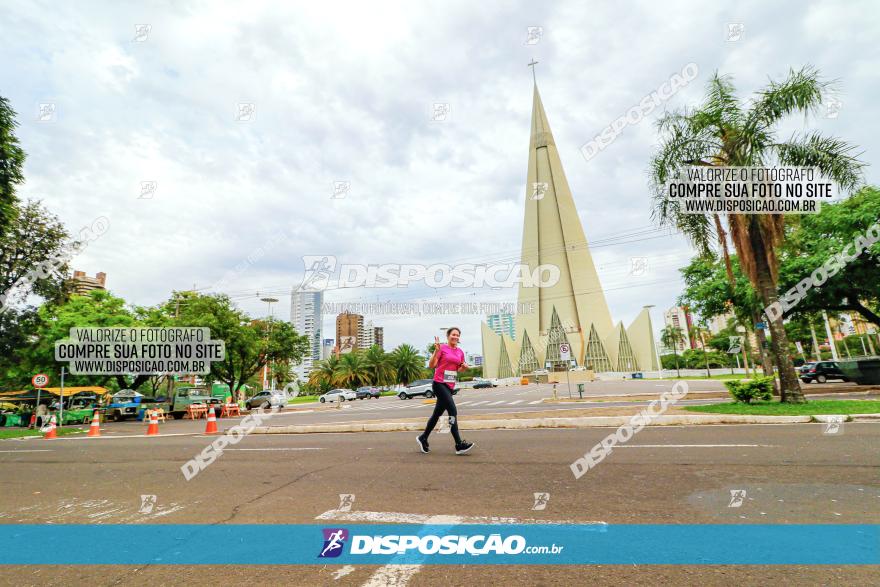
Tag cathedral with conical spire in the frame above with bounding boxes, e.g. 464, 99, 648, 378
480, 78, 660, 379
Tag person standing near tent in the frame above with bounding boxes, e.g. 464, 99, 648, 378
417, 327, 474, 455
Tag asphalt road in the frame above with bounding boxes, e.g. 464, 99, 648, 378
72, 380, 876, 433
1, 421, 878, 585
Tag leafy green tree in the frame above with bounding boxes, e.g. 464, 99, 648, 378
651, 67, 865, 402
13, 290, 138, 389
677, 254, 770, 375
0, 96, 26, 236
0, 200, 72, 307
391, 343, 424, 385
777, 186, 880, 325
660, 325, 685, 377
0, 307, 40, 388
172, 292, 309, 401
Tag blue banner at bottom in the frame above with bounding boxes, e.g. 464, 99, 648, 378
0, 524, 877, 565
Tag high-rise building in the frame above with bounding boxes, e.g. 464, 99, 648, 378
336, 312, 363, 353
481, 81, 658, 377
487, 313, 516, 340
373, 326, 384, 350
322, 338, 335, 359
663, 306, 694, 352
707, 312, 734, 335
360, 320, 375, 349
290, 289, 323, 377
68, 271, 107, 295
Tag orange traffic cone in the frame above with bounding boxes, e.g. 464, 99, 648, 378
87, 409, 101, 437
42, 415, 58, 439
205, 405, 218, 434
145, 410, 159, 436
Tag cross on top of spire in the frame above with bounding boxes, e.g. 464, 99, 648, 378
528, 59, 538, 84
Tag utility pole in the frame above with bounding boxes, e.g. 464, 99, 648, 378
810, 321, 822, 361
822, 310, 839, 361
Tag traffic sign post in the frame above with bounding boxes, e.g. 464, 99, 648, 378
559, 344, 572, 399
32, 374, 49, 426
59, 368, 65, 428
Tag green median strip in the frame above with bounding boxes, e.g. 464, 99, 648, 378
684, 399, 880, 416
0, 427, 87, 440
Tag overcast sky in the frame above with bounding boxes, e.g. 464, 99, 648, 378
3, 1, 878, 355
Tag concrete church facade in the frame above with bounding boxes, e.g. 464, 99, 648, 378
480, 84, 660, 379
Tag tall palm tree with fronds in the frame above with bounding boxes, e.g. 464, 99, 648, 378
390, 344, 425, 386
309, 355, 340, 391
651, 67, 865, 403
660, 325, 685, 378
363, 345, 394, 386
334, 352, 371, 389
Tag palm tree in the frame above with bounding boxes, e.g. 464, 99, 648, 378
363, 345, 395, 387
309, 355, 339, 391
660, 325, 686, 378
690, 323, 712, 378
334, 352, 370, 390
651, 67, 865, 403
390, 344, 425, 386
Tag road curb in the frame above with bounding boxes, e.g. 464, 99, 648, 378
250, 414, 813, 435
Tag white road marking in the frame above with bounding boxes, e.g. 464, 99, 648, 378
508, 400, 524, 405
225, 447, 324, 451
51, 432, 198, 440
487, 401, 506, 406
528, 400, 544, 404
0, 449, 52, 453
469, 401, 490, 406
616, 444, 773, 448
316, 509, 603, 526
333, 565, 356, 580
362, 564, 422, 587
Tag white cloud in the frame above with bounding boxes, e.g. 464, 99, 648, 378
2, 0, 877, 354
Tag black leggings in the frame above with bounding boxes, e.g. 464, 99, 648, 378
423, 381, 462, 444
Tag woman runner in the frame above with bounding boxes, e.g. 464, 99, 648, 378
417, 327, 474, 455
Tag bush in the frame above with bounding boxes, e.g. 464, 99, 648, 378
724, 375, 776, 404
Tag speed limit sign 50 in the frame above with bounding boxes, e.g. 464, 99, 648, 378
32, 373, 50, 388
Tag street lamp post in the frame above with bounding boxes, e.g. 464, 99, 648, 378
261, 297, 279, 390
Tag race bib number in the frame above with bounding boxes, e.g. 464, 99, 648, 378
443, 370, 458, 383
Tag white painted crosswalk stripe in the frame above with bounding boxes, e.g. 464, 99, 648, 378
469, 401, 490, 406
528, 400, 544, 404
487, 400, 506, 406
508, 400, 524, 405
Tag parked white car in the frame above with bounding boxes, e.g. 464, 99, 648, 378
319, 389, 357, 403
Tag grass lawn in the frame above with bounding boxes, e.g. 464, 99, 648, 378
685, 399, 880, 416
0, 426, 86, 440
665, 373, 752, 381
287, 391, 399, 404
287, 395, 321, 405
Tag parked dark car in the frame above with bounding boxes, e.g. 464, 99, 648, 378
799, 362, 816, 375
800, 361, 849, 384
355, 387, 381, 400
472, 381, 496, 389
